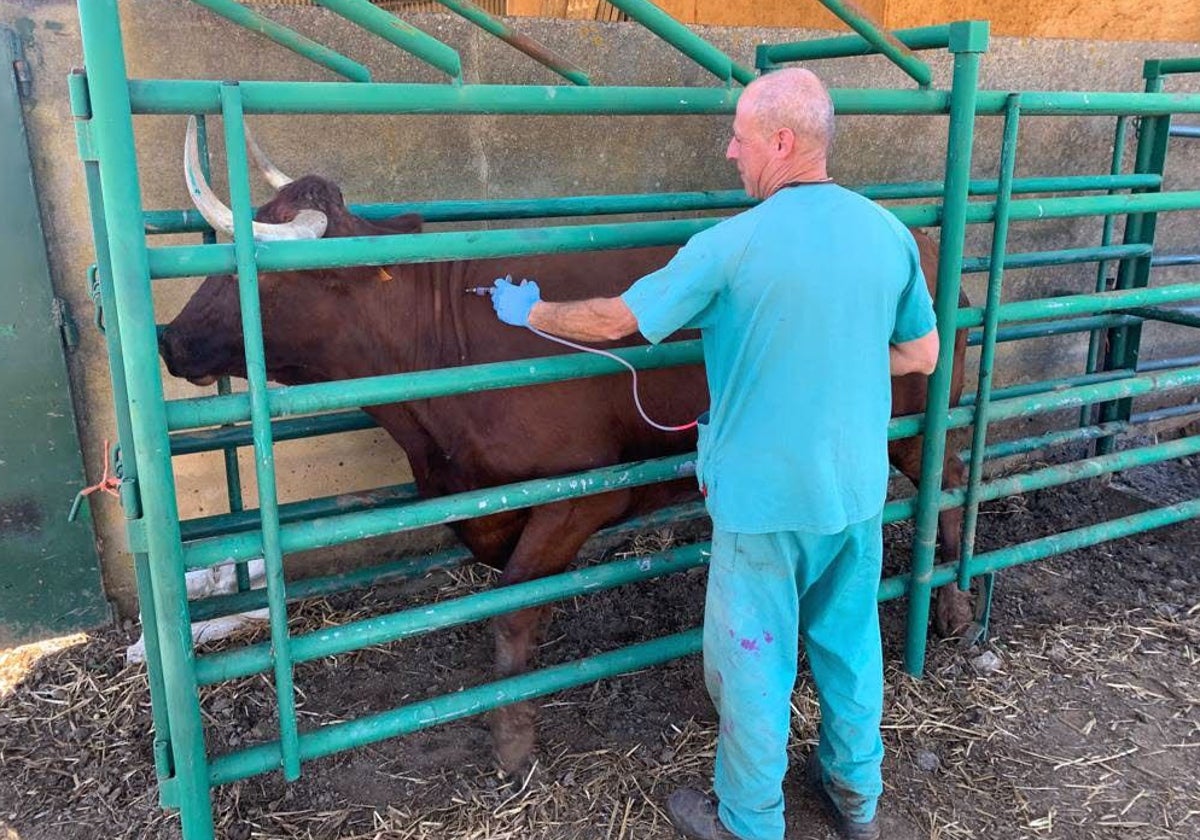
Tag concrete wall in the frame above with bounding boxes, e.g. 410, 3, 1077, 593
2, 0, 1198, 617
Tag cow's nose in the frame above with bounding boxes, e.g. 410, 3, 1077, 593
158, 330, 178, 371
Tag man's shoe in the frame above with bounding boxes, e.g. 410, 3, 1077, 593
803, 753, 881, 840
666, 788, 742, 840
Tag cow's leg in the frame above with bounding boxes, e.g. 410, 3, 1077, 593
888, 437, 973, 638
490, 493, 629, 780
491, 603, 549, 781
932, 446, 973, 638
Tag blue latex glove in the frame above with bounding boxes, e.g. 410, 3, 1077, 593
491, 276, 541, 327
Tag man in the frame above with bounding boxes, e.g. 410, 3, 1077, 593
488, 67, 939, 840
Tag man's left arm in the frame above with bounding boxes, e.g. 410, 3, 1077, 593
890, 327, 939, 376
889, 229, 939, 375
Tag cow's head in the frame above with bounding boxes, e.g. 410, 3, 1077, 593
159, 118, 421, 386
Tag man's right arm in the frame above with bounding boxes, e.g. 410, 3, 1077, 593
528, 297, 639, 342
890, 327, 939, 376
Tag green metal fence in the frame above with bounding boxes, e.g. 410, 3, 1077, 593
71, 0, 1200, 836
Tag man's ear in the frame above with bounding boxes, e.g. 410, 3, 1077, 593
774, 127, 796, 156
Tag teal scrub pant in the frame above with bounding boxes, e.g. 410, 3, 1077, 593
703, 514, 885, 840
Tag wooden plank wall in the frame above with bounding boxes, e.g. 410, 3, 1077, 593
254, 0, 1198, 41
504, 0, 1200, 42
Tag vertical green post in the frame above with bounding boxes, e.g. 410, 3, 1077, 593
76, 1, 214, 836
218, 83, 303, 781
192, 113, 251, 592
1097, 66, 1172, 454
958, 95, 1020, 598
903, 21, 987, 676
70, 68, 175, 788
218, 370, 250, 593
1080, 114, 1129, 429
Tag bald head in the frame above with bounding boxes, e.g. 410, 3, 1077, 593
741, 68, 836, 155
725, 67, 835, 198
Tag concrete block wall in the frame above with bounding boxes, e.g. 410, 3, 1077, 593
2, 0, 1197, 615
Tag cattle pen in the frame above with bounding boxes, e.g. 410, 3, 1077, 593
65, 1, 1200, 837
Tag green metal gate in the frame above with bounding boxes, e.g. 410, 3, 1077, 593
70, 1, 1200, 836
0, 26, 109, 645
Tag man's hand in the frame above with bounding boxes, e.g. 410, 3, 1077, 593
491, 276, 541, 327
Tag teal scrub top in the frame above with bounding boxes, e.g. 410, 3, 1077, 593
621, 183, 937, 535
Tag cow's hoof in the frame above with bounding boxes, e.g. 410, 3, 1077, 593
491, 702, 537, 783
497, 757, 538, 792
933, 584, 974, 639
954, 621, 987, 650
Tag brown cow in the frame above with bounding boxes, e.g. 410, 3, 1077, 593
160, 124, 970, 778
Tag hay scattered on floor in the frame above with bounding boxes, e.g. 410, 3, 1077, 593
0, 633, 87, 696
2, 574, 1197, 839
882, 606, 1200, 839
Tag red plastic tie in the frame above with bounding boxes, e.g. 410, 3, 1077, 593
80, 439, 122, 500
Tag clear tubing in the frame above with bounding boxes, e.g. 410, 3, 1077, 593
527, 326, 698, 432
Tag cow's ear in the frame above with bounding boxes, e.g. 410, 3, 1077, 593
381, 212, 423, 234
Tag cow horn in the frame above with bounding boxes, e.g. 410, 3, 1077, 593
244, 123, 294, 189
184, 116, 327, 241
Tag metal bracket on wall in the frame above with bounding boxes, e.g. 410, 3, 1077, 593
7, 28, 31, 99
53, 297, 79, 351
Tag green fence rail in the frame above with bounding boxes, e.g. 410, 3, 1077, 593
71, 1, 1200, 837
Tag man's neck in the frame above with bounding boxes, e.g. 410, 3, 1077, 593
778, 175, 833, 188
763, 172, 831, 198
760, 156, 830, 198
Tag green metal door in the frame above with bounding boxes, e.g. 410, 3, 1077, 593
0, 28, 110, 645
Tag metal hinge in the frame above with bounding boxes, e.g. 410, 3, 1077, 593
114, 445, 143, 520
52, 296, 79, 351
157, 775, 179, 810
12, 55, 30, 98
7, 28, 31, 99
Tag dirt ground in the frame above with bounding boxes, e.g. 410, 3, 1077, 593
2, 455, 1198, 840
